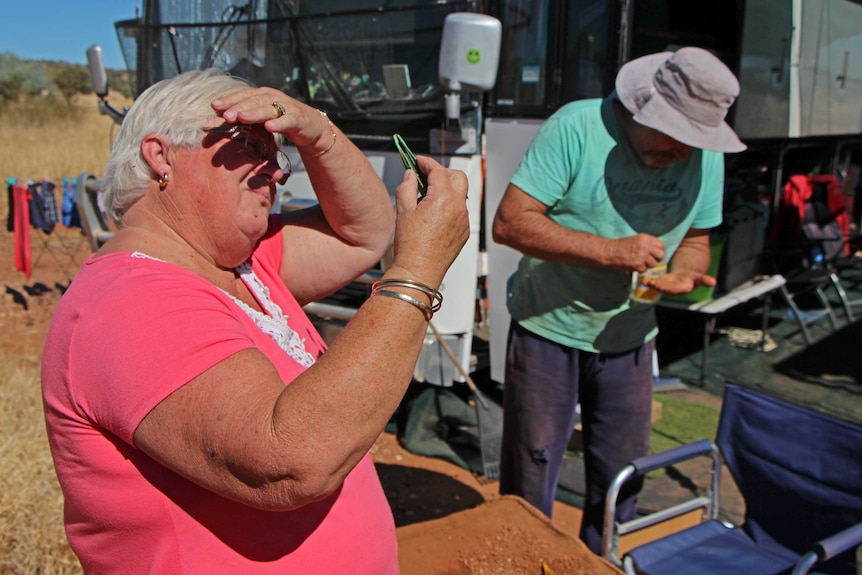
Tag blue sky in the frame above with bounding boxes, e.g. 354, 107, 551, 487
0, 1, 140, 69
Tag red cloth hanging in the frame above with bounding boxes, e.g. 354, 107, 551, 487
12, 183, 31, 279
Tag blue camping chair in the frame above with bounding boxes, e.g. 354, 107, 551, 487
602, 383, 862, 575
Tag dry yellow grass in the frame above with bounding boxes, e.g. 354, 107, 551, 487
0, 92, 129, 192
0, 350, 82, 574
0, 92, 130, 574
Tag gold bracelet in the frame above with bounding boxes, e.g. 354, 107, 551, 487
371, 278, 443, 312
373, 289, 433, 320
306, 110, 337, 159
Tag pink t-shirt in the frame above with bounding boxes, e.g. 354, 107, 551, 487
41, 231, 398, 574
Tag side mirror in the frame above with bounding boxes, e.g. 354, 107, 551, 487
86, 44, 126, 125
86, 44, 109, 98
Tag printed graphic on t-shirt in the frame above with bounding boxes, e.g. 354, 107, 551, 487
603, 144, 702, 237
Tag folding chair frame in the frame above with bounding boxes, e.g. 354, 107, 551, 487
602, 439, 721, 568
603, 386, 862, 575
77, 173, 115, 250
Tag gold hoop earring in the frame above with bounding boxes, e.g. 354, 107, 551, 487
158, 172, 169, 190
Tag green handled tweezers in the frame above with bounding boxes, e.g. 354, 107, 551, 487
393, 133, 428, 196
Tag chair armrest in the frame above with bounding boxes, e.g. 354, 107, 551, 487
630, 439, 718, 475
792, 522, 862, 575
816, 521, 862, 560
602, 439, 721, 565
77, 172, 116, 251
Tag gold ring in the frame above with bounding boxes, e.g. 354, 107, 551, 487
272, 101, 286, 117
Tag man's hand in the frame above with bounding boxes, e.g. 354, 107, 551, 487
605, 233, 666, 273
644, 270, 716, 295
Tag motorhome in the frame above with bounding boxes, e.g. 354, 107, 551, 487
86, 0, 862, 386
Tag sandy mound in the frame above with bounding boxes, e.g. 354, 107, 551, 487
398, 495, 621, 574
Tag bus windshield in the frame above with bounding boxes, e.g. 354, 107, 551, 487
116, 0, 476, 122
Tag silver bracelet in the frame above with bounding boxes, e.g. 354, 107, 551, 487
372, 289, 434, 320
371, 278, 442, 312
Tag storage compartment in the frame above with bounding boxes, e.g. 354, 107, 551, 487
718, 194, 769, 293
734, 0, 862, 140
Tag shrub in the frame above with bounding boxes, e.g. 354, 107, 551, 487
52, 66, 92, 107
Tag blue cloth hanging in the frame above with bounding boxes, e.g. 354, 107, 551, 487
62, 176, 81, 228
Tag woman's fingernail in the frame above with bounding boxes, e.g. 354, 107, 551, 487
403, 170, 413, 182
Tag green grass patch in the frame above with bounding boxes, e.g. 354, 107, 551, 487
557, 395, 721, 500
650, 394, 720, 455
642, 395, 720, 479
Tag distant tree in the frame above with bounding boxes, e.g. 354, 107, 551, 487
0, 72, 24, 103
0, 51, 22, 75
52, 66, 91, 107
0, 52, 53, 96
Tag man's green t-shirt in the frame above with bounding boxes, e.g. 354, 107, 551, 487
507, 97, 724, 353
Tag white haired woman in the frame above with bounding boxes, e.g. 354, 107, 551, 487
41, 69, 469, 574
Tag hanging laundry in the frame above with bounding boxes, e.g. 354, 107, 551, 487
12, 183, 31, 279
6, 176, 16, 233
29, 180, 59, 234
61, 176, 81, 228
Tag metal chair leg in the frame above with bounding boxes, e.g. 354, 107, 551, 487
779, 285, 814, 345
828, 271, 855, 323
813, 286, 838, 330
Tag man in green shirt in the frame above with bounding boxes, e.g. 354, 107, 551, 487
492, 47, 746, 553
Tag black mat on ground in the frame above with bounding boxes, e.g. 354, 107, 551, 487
774, 319, 862, 391
397, 384, 484, 474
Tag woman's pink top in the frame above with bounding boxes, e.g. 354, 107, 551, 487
41, 231, 398, 574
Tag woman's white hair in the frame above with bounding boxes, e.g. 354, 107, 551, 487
101, 69, 254, 223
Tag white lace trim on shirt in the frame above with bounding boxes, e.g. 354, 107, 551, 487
227, 262, 316, 368
130, 252, 316, 368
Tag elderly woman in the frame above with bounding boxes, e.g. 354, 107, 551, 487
41, 69, 469, 574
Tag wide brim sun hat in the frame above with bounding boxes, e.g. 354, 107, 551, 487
615, 47, 746, 153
